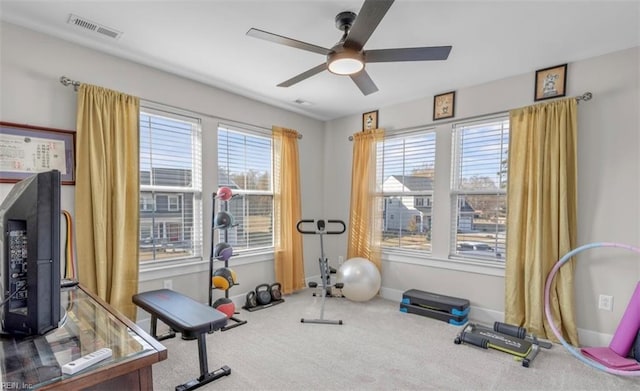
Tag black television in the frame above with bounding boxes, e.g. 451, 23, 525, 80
0, 170, 61, 336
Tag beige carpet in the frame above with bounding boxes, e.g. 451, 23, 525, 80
150, 290, 638, 390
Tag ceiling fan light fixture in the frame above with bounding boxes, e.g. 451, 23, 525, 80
327, 49, 364, 75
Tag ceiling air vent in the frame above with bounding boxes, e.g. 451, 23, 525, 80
294, 99, 313, 106
67, 14, 122, 40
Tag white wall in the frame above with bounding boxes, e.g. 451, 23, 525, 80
0, 21, 325, 311
2, 20, 638, 342
324, 47, 640, 344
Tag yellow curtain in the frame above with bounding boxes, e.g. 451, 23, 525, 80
347, 128, 384, 270
75, 84, 140, 320
505, 98, 578, 345
273, 126, 305, 294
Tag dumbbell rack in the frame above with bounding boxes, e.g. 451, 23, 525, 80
209, 192, 247, 331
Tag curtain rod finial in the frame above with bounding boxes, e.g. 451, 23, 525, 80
60, 76, 80, 91
576, 92, 592, 103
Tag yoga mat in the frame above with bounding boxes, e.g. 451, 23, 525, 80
581, 347, 640, 371
609, 281, 640, 357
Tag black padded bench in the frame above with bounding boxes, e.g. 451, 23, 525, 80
132, 289, 231, 391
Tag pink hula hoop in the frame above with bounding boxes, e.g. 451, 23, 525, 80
544, 242, 640, 376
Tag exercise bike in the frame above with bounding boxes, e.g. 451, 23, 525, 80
296, 219, 346, 325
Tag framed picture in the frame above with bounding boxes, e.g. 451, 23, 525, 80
534, 63, 567, 101
433, 91, 455, 120
362, 110, 378, 131
0, 121, 76, 185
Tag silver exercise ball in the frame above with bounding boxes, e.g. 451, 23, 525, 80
337, 257, 381, 302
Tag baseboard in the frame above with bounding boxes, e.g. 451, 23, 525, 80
578, 328, 614, 348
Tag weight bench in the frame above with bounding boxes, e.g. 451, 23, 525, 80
132, 289, 231, 391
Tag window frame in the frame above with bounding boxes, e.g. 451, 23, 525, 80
167, 194, 181, 211
216, 124, 275, 255
378, 127, 437, 254
449, 115, 509, 265
138, 105, 203, 264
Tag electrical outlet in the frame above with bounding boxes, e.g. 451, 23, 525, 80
598, 294, 613, 311
163, 279, 173, 290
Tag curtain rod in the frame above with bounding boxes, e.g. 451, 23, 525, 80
59, 76, 303, 139
347, 91, 593, 141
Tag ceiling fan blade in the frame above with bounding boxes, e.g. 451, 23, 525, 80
247, 28, 331, 56
277, 63, 327, 87
344, 0, 394, 50
366, 46, 452, 62
350, 69, 379, 96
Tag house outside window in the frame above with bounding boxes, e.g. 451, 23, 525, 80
451, 116, 509, 262
378, 129, 436, 251
139, 107, 202, 262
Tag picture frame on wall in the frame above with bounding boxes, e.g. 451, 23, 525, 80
0, 121, 76, 185
534, 63, 567, 101
362, 110, 379, 131
433, 91, 455, 120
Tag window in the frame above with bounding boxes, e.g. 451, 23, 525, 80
140, 193, 154, 211
167, 195, 181, 211
217, 125, 273, 253
139, 108, 202, 262
415, 197, 431, 207
378, 129, 436, 251
451, 116, 509, 262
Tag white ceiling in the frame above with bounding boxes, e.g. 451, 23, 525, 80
1, 1, 638, 121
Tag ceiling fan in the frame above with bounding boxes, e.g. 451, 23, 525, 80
246, 0, 452, 96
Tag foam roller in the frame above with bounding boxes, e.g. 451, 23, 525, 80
494, 322, 526, 340
460, 331, 489, 349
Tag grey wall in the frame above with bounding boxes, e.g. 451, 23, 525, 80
1, 20, 638, 344
0, 21, 325, 317
324, 47, 639, 345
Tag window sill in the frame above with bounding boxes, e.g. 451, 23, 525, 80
139, 257, 208, 282
384, 250, 505, 277
139, 251, 274, 282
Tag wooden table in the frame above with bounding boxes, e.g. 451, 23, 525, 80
0, 284, 167, 390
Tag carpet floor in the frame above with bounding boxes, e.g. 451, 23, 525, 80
150, 289, 639, 390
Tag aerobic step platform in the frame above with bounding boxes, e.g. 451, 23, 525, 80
400, 289, 470, 325
400, 302, 468, 325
